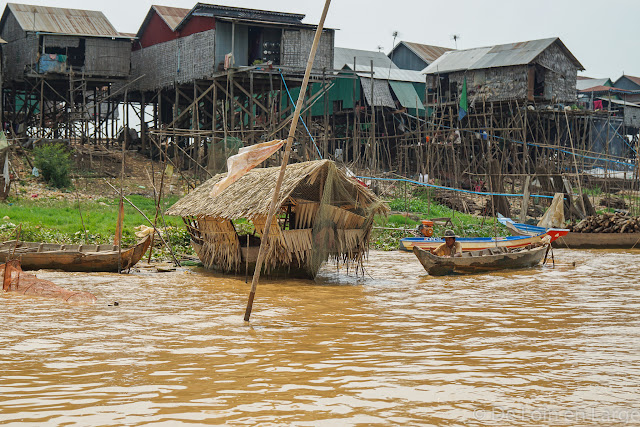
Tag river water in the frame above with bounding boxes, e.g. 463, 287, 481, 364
1, 249, 640, 426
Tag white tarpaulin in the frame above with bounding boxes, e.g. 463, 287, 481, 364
537, 193, 565, 228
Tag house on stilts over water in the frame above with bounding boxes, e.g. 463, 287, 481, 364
166, 160, 388, 279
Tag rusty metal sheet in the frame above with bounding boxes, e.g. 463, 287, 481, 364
7, 3, 121, 37
401, 42, 453, 64
153, 5, 190, 31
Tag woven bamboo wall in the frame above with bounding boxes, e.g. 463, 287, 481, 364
281, 28, 334, 71
130, 29, 216, 92
85, 38, 131, 77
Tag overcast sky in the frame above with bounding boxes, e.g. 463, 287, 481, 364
2, 0, 638, 80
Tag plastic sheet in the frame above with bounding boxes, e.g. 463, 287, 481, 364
210, 139, 285, 198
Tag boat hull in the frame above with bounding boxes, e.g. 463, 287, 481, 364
412, 245, 548, 276
498, 217, 640, 249
0, 237, 151, 272
553, 232, 640, 249
399, 229, 566, 252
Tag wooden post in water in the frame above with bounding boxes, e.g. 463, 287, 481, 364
244, 0, 332, 322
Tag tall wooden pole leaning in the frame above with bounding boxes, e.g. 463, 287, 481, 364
244, 0, 332, 322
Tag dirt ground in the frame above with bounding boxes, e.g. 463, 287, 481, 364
9, 145, 193, 202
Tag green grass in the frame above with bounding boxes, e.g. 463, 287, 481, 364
0, 194, 191, 257
371, 194, 503, 251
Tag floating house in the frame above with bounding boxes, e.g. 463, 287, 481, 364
166, 160, 388, 278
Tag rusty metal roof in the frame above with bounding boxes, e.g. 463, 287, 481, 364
424, 38, 584, 74
397, 41, 453, 64
4, 3, 122, 37
152, 5, 189, 32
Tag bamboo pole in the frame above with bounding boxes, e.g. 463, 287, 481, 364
244, 0, 331, 322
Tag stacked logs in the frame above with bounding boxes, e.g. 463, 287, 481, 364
569, 212, 640, 233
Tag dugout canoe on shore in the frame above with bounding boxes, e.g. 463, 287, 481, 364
0, 236, 151, 272
412, 244, 549, 276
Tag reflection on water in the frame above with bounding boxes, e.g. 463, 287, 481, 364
1, 249, 640, 426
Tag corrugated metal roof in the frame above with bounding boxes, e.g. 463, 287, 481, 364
599, 97, 640, 108
175, 2, 309, 31
5, 3, 121, 37
398, 41, 453, 64
389, 80, 424, 110
424, 38, 584, 74
334, 47, 398, 70
580, 85, 629, 94
422, 46, 492, 74
576, 78, 612, 91
348, 65, 424, 83
153, 5, 189, 32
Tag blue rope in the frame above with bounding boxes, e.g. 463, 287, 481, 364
278, 70, 323, 159
356, 176, 562, 199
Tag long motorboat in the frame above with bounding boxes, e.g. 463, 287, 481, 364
498, 215, 640, 249
412, 245, 549, 276
399, 228, 568, 252
0, 237, 151, 272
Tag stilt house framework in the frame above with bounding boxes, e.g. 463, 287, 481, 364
0, 3, 133, 143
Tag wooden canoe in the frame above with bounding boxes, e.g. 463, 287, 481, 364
412, 245, 548, 276
399, 229, 567, 252
498, 216, 640, 249
0, 236, 151, 272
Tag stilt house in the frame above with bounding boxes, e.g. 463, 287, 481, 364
130, 2, 335, 92
423, 38, 584, 104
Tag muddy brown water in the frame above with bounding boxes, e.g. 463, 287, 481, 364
1, 249, 640, 426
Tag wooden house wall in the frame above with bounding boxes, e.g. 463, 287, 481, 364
389, 44, 426, 71
447, 66, 529, 102
0, 12, 37, 82
281, 29, 334, 71
84, 38, 131, 77
135, 11, 178, 50
614, 76, 640, 91
130, 29, 216, 92
535, 42, 578, 103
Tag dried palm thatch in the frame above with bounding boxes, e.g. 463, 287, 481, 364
167, 160, 389, 277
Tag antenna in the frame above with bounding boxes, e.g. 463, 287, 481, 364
451, 34, 460, 49
377, 45, 383, 52
388, 30, 399, 79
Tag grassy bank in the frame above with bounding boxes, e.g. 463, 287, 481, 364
0, 188, 504, 256
0, 194, 193, 260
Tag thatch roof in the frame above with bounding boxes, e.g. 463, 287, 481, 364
166, 160, 387, 219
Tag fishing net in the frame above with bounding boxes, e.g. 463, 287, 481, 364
301, 162, 385, 276
1, 260, 97, 304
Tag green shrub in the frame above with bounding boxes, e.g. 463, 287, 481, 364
33, 144, 72, 188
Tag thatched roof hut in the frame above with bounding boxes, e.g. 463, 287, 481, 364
167, 160, 388, 278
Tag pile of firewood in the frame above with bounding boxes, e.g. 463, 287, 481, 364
434, 190, 481, 214
569, 212, 640, 233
